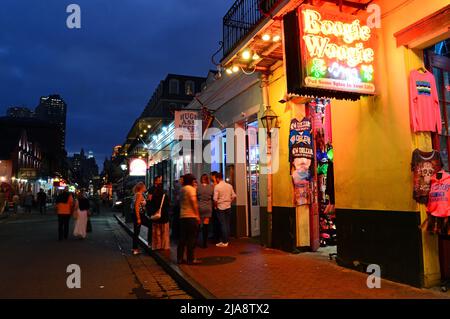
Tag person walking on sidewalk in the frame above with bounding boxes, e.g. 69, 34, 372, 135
131, 182, 151, 255
210, 171, 221, 243
73, 189, 90, 239
177, 174, 201, 265
149, 176, 170, 251
12, 193, 19, 215
0, 186, 6, 215
55, 187, 74, 241
197, 174, 214, 248
24, 189, 33, 214
37, 188, 47, 215
214, 172, 236, 248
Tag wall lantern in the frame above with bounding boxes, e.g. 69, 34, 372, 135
260, 105, 279, 134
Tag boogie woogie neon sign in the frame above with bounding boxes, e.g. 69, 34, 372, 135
299, 6, 376, 94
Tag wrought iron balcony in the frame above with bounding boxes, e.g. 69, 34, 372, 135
223, 0, 283, 58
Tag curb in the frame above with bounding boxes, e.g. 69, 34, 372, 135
114, 214, 216, 299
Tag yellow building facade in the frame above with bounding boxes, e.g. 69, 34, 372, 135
220, 0, 449, 287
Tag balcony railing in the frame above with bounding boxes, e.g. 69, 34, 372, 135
223, 0, 283, 58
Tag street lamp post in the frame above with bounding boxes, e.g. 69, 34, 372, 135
120, 163, 127, 219
261, 105, 279, 248
120, 163, 127, 195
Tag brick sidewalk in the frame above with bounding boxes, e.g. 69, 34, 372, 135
121, 218, 449, 299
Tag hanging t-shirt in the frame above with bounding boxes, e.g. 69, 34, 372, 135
427, 171, 450, 218
409, 70, 441, 134
289, 117, 314, 162
411, 149, 443, 204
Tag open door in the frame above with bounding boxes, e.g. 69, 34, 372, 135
247, 121, 261, 237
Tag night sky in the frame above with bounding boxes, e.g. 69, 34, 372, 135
0, 0, 233, 168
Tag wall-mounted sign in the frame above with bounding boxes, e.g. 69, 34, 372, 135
289, 117, 313, 206
18, 168, 37, 179
129, 158, 147, 176
174, 111, 201, 140
298, 5, 376, 95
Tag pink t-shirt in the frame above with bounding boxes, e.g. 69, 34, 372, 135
409, 70, 441, 134
427, 171, 450, 218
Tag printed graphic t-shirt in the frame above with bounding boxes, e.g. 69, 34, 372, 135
427, 171, 450, 218
409, 70, 441, 134
411, 149, 443, 204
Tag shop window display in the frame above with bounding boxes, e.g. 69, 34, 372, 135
309, 99, 336, 248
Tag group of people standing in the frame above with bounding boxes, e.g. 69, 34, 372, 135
0, 186, 48, 216
55, 187, 92, 241
131, 171, 236, 266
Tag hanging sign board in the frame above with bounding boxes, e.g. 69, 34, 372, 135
174, 111, 201, 140
298, 5, 376, 95
284, 5, 377, 100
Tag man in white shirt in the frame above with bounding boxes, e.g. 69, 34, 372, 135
213, 172, 236, 247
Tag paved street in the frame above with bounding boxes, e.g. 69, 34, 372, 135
0, 209, 191, 299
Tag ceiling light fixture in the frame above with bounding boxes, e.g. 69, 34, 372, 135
242, 50, 251, 60
262, 34, 271, 41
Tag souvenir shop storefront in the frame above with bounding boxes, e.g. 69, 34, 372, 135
220, 0, 449, 288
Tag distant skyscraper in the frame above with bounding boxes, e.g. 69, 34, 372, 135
88, 151, 94, 159
6, 106, 34, 118
35, 94, 67, 150
67, 148, 99, 188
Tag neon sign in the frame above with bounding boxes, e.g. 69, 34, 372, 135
298, 5, 376, 94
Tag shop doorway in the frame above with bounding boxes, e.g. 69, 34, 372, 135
246, 120, 260, 237
308, 99, 337, 254
424, 38, 450, 291
425, 39, 450, 170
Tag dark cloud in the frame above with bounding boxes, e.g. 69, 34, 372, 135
0, 0, 233, 167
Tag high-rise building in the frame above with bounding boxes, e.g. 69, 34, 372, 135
67, 148, 99, 188
35, 94, 67, 150
6, 106, 35, 118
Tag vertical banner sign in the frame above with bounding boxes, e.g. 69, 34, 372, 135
289, 117, 314, 206
174, 111, 201, 140
298, 5, 376, 94
201, 107, 215, 136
